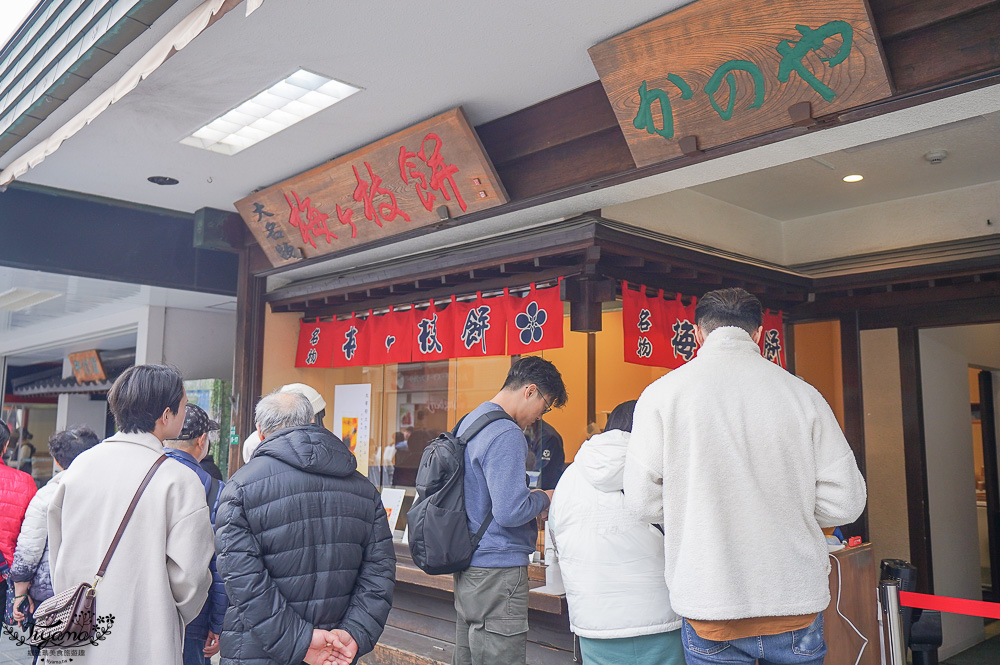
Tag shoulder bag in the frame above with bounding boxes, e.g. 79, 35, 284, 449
29, 455, 168, 647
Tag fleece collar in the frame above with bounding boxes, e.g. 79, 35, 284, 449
697, 326, 761, 358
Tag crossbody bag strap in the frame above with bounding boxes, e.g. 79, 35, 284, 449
96, 454, 168, 579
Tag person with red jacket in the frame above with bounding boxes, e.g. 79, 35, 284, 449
0, 421, 37, 621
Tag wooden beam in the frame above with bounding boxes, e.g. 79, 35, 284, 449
873, 0, 998, 40
477, 82, 622, 167
440, 273, 473, 285
791, 279, 1000, 322
499, 261, 538, 274
898, 326, 934, 593
562, 276, 616, 332
881, 3, 1000, 92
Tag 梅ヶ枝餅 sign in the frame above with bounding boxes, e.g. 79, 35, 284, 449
235, 107, 508, 268
588, 0, 892, 168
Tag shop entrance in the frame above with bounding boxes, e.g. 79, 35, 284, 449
858, 323, 1000, 659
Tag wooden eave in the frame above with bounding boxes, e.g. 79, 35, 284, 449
788, 236, 1000, 322
266, 215, 814, 318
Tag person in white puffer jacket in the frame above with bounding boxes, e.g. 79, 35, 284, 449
548, 401, 683, 665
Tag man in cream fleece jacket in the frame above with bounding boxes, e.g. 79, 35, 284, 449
624, 288, 866, 665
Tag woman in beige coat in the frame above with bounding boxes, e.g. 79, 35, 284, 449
47, 365, 215, 665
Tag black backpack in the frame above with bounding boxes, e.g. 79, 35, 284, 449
407, 410, 514, 575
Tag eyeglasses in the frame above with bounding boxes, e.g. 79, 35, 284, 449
538, 392, 553, 416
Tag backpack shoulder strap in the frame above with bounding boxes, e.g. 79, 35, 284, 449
459, 410, 514, 445
460, 410, 514, 547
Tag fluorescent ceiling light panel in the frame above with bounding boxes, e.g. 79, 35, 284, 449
181, 69, 360, 155
0, 287, 62, 311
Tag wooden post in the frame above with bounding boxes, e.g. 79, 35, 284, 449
898, 326, 934, 593
840, 312, 869, 541
230, 241, 267, 478
978, 371, 1000, 598
587, 333, 596, 426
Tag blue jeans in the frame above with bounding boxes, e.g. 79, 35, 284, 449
681, 615, 827, 665
183, 636, 210, 665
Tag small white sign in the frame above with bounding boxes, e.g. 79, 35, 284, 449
380, 487, 407, 532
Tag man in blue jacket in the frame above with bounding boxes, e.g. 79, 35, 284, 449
164, 403, 227, 665
455, 356, 568, 665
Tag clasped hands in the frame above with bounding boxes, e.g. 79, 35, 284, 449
305, 628, 358, 665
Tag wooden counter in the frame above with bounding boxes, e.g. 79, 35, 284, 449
825, 543, 879, 665
362, 542, 880, 665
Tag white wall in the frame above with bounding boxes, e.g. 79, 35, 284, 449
860, 329, 911, 566
602, 188, 785, 264
161, 308, 236, 381
919, 325, 1000, 657
783, 180, 1000, 264
56, 394, 107, 439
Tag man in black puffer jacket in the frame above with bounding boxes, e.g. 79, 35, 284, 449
216, 391, 395, 665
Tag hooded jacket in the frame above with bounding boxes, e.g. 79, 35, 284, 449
215, 425, 395, 665
548, 429, 681, 639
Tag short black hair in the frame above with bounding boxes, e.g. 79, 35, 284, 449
695, 287, 763, 336
502, 356, 568, 409
49, 426, 100, 469
604, 400, 637, 433
108, 364, 185, 434
0, 421, 9, 451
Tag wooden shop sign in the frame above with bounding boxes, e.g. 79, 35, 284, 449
589, 0, 892, 168
234, 107, 508, 268
68, 350, 106, 384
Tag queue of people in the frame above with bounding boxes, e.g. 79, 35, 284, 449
546, 288, 867, 665
0, 287, 866, 665
0, 366, 395, 665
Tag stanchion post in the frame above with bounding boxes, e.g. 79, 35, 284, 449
880, 580, 907, 665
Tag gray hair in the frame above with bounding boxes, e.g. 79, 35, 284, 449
255, 390, 314, 438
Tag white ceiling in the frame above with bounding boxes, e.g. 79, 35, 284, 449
5, 0, 691, 213
1, 0, 998, 292
691, 112, 1000, 221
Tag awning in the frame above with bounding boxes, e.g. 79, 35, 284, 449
11, 349, 135, 397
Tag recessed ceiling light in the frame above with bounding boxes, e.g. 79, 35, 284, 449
147, 176, 179, 185
843, 174, 864, 183
181, 70, 361, 156
0, 288, 62, 311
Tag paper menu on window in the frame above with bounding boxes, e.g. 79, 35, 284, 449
333, 384, 372, 474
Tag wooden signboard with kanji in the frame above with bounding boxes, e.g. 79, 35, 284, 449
68, 350, 106, 384
234, 107, 508, 268
589, 0, 892, 168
